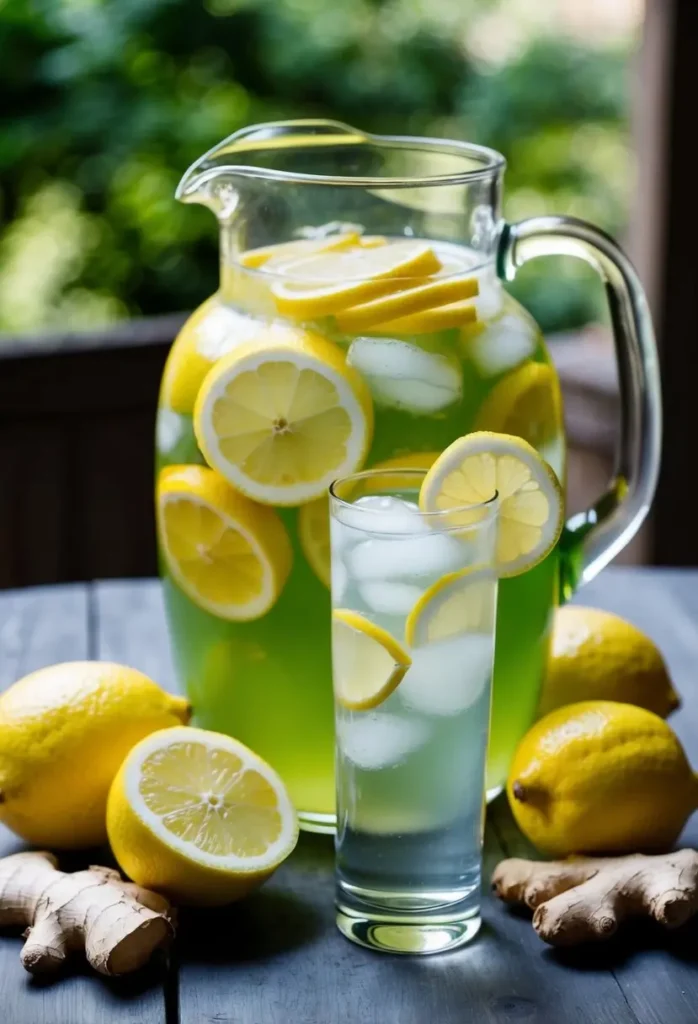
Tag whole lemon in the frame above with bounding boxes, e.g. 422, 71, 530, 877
540, 606, 679, 718
508, 700, 698, 856
0, 662, 191, 848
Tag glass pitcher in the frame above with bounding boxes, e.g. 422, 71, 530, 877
155, 120, 661, 833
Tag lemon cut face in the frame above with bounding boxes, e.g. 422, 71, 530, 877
157, 465, 292, 620
194, 326, 373, 506
420, 431, 563, 577
107, 726, 299, 905
332, 609, 412, 711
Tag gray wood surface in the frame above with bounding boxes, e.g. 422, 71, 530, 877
0, 568, 697, 1023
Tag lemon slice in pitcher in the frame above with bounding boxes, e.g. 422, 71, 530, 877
333, 609, 412, 711
419, 432, 563, 577
107, 726, 298, 906
240, 232, 361, 269
474, 362, 561, 449
157, 465, 292, 619
270, 240, 441, 319
335, 274, 479, 334
298, 496, 331, 588
194, 325, 373, 506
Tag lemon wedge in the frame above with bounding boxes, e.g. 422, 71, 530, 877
270, 240, 441, 319
474, 362, 561, 449
194, 325, 372, 506
332, 609, 412, 711
157, 464, 292, 619
419, 431, 563, 577
107, 726, 299, 906
405, 566, 497, 647
240, 232, 362, 269
298, 496, 331, 588
335, 273, 479, 334
367, 299, 478, 336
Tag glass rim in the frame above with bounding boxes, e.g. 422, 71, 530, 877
329, 468, 499, 521
177, 121, 506, 195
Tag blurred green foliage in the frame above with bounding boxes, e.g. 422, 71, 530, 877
0, 0, 633, 333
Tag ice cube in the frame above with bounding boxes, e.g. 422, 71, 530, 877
156, 409, 185, 454
359, 581, 424, 616
348, 532, 466, 582
347, 337, 462, 414
469, 314, 537, 378
331, 559, 348, 603
398, 633, 493, 716
472, 268, 505, 320
195, 305, 261, 361
336, 495, 428, 537
337, 711, 430, 770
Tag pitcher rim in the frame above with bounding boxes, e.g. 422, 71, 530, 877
177, 119, 506, 197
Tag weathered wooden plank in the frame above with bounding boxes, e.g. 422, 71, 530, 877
93, 579, 177, 692
0, 585, 167, 1024
572, 567, 698, 1024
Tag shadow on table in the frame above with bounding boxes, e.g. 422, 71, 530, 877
176, 832, 332, 965
541, 915, 698, 971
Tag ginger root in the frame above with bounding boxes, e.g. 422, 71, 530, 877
492, 849, 698, 946
0, 851, 175, 975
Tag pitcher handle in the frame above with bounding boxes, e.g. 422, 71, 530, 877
497, 216, 662, 599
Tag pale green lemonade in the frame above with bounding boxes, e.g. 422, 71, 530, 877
156, 235, 565, 829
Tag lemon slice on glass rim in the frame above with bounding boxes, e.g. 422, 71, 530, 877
194, 325, 373, 506
107, 726, 299, 906
332, 609, 412, 711
419, 431, 563, 577
270, 240, 442, 319
157, 464, 292, 619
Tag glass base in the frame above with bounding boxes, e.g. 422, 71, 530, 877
336, 903, 481, 955
298, 810, 335, 834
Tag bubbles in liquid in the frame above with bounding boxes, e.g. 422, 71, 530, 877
347, 337, 462, 414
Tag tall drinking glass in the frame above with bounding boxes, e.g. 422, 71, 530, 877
330, 468, 498, 954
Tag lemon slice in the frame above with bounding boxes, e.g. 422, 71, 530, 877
474, 362, 561, 449
367, 300, 478, 336
271, 240, 442, 319
419, 431, 563, 577
335, 274, 479, 334
106, 726, 299, 906
298, 496, 331, 587
240, 232, 362, 269
157, 464, 292, 619
405, 566, 497, 647
194, 324, 373, 506
333, 609, 412, 711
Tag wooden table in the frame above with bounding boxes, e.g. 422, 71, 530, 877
1, 567, 697, 1024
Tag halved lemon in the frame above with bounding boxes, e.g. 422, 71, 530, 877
240, 232, 361, 269
194, 324, 373, 506
335, 274, 479, 334
474, 362, 561, 449
271, 240, 441, 319
419, 431, 563, 577
298, 497, 331, 588
367, 299, 478, 336
106, 726, 299, 906
157, 464, 292, 619
333, 609, 412, 711
405, 566, 497, 647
